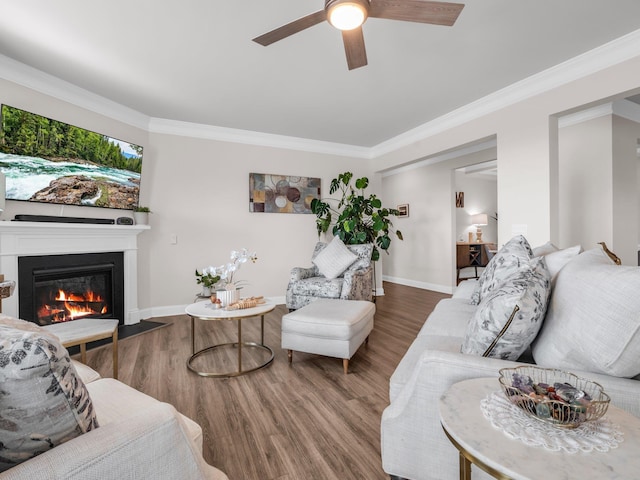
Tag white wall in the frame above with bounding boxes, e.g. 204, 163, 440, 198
380, 146, 496, 292
142, 132, 366, 315
374, 53, 640, 291
5, 42, 640, 306
454, 171, 497, 245
558, 112, 640, 265
558, 115, 614, 250
0, 77, 368, 317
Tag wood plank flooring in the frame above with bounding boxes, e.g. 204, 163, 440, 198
84, 282, 449, 480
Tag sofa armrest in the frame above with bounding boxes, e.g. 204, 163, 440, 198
0, 402, 228, 480
381, 349, 640, 480
289, 266, 318, 282
340, 266, 373, 301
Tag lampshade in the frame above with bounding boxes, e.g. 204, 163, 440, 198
327, 0, 368, 30
0, 171, 6, 212
471, 213, 488, 226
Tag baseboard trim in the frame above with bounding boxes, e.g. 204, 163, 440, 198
382, 275, 453, 295
138, 295, 287, 320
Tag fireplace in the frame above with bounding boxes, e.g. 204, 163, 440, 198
0, 221, 146, 324
18, 252, 125, 326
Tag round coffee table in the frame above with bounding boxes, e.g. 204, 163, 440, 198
439, 377, 640, 480
185, 300, 276, 377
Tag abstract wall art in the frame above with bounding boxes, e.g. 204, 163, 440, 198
249, 173, 321, 214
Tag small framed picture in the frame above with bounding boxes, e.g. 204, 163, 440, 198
397, 204, 409, 217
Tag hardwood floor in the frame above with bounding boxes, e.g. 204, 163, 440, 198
84, 282, 449, 480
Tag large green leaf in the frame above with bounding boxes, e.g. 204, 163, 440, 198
355, 177, 368, 189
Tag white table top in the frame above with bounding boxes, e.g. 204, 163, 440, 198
42, 318, 118, 342
185, 299, 276, 320
439, 377, 640, 480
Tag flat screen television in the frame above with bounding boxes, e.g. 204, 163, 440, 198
0, 104, 143, 210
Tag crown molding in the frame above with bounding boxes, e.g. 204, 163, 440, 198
0, 54, 150, 131
381, 138, 496, 177
2, 27, 640, 160
371, 28, 640, 158
557, 103, 614, 128
557, 99, 640, 128
147, 118, 371, 158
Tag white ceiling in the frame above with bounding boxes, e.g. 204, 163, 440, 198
2, 0, 640, 148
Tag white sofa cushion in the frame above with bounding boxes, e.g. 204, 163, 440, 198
312, 236, 357, 279
462, 256, 551, 360
0, 317, 98, 472
532, 246, 640, 378
532, 241, 559, 256
471, 235, 533, 305
539, 244, 582, 281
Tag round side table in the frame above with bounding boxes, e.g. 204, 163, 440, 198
185, 300, 276, 377
439, 377, 640, 480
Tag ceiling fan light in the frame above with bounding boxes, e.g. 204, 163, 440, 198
328, 2, 367, 31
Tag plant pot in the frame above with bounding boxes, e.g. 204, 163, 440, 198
133, 211, 149, 225
216, 288, 240, 307
200, 285, 212, 297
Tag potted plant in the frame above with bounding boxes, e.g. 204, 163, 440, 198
311, 172, 403, 261
133, 206, 151, 225
194, 267, 221, 297
198, 249, 258, 306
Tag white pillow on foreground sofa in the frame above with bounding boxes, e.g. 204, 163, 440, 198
532, 245, 640, 378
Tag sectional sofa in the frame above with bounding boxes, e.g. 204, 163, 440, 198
0, 316, 228, 479
381, 237, 640, 480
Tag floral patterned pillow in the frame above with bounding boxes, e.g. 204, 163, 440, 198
470, 235, 533, 305
462, 256, 551, 360
0, 318, 99, 472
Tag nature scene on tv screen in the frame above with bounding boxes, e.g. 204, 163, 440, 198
0, 104, 143, 210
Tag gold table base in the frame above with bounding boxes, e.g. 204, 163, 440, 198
187, 314, 274, 377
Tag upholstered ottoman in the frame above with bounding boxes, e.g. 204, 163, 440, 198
282, 299, 375, 374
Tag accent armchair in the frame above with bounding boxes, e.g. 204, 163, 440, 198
286, 242, 374, 310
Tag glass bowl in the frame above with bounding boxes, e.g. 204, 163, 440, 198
498, 366, 610, 428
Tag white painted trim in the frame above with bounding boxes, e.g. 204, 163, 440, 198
148, 118, 371, 159
0, 54, 150, 131
3, 28, 640, 158
612, 99, 640, 123
371, 28, 640, 158
557, 99, 640, 128
558, 103, 614, 128
382, 275, 453, 295
381, 138, 497, 177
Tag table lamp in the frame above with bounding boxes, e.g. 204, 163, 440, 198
471, 213, 488, 243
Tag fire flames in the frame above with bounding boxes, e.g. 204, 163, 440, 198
38, 288, 108, 323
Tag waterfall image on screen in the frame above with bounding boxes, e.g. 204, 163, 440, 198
0, 104, 143, 210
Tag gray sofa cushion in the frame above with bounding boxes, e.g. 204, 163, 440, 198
532, 246, 640, 378
470, 235, 533, 305
0, 316, 98, 472
462, 256, 551, 360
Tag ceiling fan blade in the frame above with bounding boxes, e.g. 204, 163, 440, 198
369, 0, 465, 26
342, 27, 368, 70
253, 10, 327, 46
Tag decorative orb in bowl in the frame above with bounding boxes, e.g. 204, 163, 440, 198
498, 366, 610, 428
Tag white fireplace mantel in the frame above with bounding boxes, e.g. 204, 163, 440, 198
0, 220, 149, 324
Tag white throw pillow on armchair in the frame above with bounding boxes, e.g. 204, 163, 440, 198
312, 236, 358, 280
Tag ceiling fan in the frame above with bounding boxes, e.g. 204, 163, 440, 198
253, 0, 465, 70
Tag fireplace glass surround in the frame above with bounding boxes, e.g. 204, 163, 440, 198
18, 252, 124, 326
